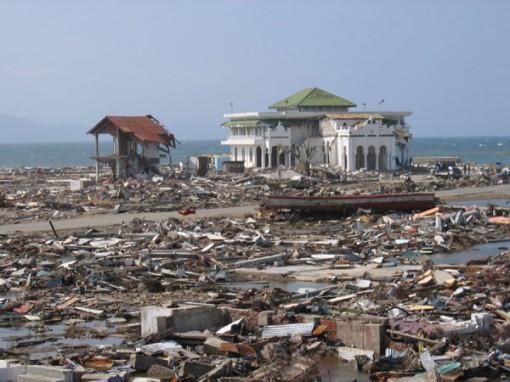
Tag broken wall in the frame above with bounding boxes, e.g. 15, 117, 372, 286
141, 305, 231, 337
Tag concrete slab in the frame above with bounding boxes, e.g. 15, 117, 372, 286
0, 362, 25, 382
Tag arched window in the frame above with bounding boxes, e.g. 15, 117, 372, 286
379, 146, 388, 171
355, 146, 365, 170
367, 146, 376, 171
271, 146, 278, 168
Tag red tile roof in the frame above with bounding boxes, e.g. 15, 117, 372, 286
88, 115, 175, 146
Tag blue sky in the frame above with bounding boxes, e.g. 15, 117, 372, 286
1, 0, 509, 139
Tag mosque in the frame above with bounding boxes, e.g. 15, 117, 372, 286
221, 87, 412, 172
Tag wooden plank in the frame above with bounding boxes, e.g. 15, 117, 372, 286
56, 296, 81, 310
75, 306, 104, 315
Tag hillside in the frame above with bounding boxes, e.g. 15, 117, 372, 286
0, 113, 88, 143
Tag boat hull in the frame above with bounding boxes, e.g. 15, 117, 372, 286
264, 192, 436, 213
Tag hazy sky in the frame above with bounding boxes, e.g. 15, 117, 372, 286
1, 0, 509, 140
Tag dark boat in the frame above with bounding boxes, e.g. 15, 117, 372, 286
264, 192, 436, 214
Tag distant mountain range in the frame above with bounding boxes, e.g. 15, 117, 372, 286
0, 112, 89, 143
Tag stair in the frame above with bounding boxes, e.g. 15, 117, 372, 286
17, 365, 78, 382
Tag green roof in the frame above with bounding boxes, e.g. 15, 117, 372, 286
269, 87, 356, 109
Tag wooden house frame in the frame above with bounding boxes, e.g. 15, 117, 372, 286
88, 115, 176, 181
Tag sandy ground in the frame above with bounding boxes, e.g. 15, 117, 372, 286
0, 204, 259, 235
435, 182, 510, 201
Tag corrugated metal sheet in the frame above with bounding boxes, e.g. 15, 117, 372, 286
261, 322, 315, 339
89, 115, 175, 146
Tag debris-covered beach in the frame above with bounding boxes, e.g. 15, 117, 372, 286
1, 163, 510, 381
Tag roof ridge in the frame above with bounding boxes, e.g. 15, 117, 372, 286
269, 87, 356, 109
299, 87, 319, 106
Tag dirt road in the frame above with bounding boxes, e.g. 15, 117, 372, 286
1, 184, 509, 235
0, 204, 259, 235
435, 183, 510, 201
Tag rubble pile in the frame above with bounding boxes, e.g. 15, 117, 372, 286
0, 195, 509, 381
0, 167, 265, 225
1, 163, 508, 227
1, 164, 510, 381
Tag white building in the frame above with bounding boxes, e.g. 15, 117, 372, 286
221, 88, 412, 172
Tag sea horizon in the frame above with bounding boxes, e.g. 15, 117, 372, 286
0, 136, 509, 169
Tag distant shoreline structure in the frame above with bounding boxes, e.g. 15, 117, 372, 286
412, 156, 462, 165
0, 137, 508, 169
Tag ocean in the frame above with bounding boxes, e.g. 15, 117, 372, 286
0, 140, 230, 169
0, 137, 509, 168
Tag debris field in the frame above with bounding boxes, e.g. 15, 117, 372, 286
1, 165, 510, 381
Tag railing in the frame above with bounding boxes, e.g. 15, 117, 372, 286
221, 136, 264, 145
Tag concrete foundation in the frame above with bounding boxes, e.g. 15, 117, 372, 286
0, 363, 81, 382
299, 314, 386, 355
180, 361, 215, 378
130, 353, 175, 371
0, 360, 25, 382
335, 317, 386, 355
141, 304, 231, 337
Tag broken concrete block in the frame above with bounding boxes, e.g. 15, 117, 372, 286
198, 359, 232, 380
0, 362, 26, 382
257, 310, 275, 327
69, 178, 94, 191
432, 269, 456, 286
363, 323, 384, 355
280, 355, 319, 381
203, 336, 229, 355
260, 343, 278, 361
23, 365, 80, 382
146, 364, 176, 380
141, 304, 231, 336
180, 360, 215, 378
130, 353, 174, 371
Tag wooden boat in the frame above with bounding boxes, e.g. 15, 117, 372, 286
264, 192, 436, 213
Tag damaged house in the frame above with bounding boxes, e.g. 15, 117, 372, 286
88, 115, 176, 181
